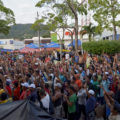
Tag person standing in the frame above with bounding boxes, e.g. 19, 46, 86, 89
77, 83, 87, 120
64, 86, 77, 120
12, 80, 20, 101
85, 83, 96, 120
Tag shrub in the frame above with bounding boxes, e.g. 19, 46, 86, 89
82, 40, 120, 55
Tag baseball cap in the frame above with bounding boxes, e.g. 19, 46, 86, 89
35, 63, 39, 65
6, 79, 11, 83
105, 72, 109, 75
55, 83, 62, 88
29, 84, 36, 88
0, 67, 3, 70
88, 90, 95, 95
21, 82, 29, 88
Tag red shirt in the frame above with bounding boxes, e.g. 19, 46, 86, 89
13, 86, 20, 100
20, 90, 30, 100
6, 86, 12, 97
75, 79, 82, 88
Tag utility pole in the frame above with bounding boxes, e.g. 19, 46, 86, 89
37, 12, 41, 48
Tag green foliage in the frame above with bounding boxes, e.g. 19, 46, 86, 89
0, 0, 15, 35
81, 23, 100, 41
88, 0, 120, 35
83, 40, 120, 55
36, 0, 87, 31
0, 20, 10, 35
0, 24, 50, 40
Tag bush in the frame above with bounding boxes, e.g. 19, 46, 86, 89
82, 40, 120, 55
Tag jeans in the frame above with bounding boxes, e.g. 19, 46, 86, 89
68, 112, 76, 120
76, 104, 86, 120
87, 111, 95, 120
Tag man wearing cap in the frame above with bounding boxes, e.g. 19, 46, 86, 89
85, 83, 96, 120
52, 83, 62, 117
28, 84, 37, 102
20, 82, 30, 100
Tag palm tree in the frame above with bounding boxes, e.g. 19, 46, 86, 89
80, 23, 97, 42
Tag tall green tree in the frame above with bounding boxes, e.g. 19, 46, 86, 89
88, 0, 120, 40
36, 0, 87, 51
80, 23, 100, 41
0, 0, 15, 35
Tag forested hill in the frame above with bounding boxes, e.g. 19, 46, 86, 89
0, 24, 50, 40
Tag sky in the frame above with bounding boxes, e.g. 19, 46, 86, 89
3, 0, 40, 24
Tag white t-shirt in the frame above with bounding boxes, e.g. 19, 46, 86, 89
41, 94, 50, 112
65, 54, 69, 60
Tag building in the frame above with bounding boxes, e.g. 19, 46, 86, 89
101, 29, 120, 40
51, 27, 89, 46
24, 37, 51, 46
0, 39, 14, 49
0, 39, 24, 50
14, 41, 24, 50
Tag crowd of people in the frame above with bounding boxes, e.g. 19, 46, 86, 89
0, 49, 120, 120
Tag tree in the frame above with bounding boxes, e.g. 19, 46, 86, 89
80, 23, 99, 41
36, 0, 87, 51
88, 0, 120, 40
0, 0, 15, 35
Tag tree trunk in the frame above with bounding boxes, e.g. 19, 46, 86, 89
113, 24, 117, 40
111, 0, 117, 40
89, 34, 92, 42
71, 33, 74, 50
75, 16, 78, 51
38, 28, 41, 48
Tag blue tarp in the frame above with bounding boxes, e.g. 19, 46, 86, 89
26, 43, 39, 49
68, 40, 81, 47
26, 42, 60, 49
0, 49, 13, 52
45, 42, 60, 48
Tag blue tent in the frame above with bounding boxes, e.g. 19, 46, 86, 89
45, 42, 60, 48
26, 43, 39, 49
39, 43, 47, 48
0, 49, 13, 52
68, 40, 81, 47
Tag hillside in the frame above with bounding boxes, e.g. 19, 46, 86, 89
0, 24, 50, 40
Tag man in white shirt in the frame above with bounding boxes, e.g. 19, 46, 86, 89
39, 89, 50, 112
77, 83, 87, 120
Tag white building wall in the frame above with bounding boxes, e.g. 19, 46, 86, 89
14, 41, 24, 50
55, 28, 89, 46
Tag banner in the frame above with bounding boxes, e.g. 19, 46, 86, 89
51, 33, 58, 43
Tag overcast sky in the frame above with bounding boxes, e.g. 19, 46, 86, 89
3, 0, 40, 24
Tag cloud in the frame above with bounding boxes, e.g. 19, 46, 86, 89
2, 0, 40, 24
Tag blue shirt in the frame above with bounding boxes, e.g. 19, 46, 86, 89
100, 80, 110, 97
75, 56, 79, 63
86, 96, 96, 114
59, 75, 66, 82
28, 90, 38, 102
